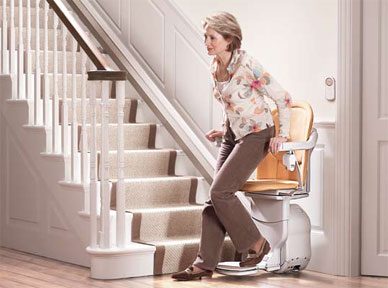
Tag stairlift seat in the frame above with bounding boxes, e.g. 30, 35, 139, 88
216, 101, 317, 275
243, 179, 299, 192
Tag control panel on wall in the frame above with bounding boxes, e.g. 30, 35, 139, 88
325, 77, 336, 101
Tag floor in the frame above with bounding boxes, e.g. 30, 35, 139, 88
0, 247, 387, 288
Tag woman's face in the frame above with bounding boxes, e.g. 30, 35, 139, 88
204, 27, 231, 56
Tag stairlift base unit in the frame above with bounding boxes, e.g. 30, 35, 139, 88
216, 201, 311, 275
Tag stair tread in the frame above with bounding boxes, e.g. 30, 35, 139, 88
137, 235, 232, 246
81, 123, 152, 127
113, 175, 196, 182
129, 203, 203, 214
103, 148, 176, 153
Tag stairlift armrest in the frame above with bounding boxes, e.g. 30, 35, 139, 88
278, 128, 318, 152
278, 129, 317, 187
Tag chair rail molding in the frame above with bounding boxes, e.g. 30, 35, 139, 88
334, 0, 362, 276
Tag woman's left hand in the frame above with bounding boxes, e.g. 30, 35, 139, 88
269, 136, 288, 154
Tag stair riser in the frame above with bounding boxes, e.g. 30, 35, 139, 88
0, 6, 57, 28
81, 124, 152, 151
131, 208, 203, 241
99, 150, 176, 179
111, 177, 197, 209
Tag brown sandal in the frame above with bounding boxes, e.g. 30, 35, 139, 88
171, 265, 213, 281
239, 240, 271, 267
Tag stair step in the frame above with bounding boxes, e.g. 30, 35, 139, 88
80, 123, 153, 151
59, 98, 136, 124
111, 176, 198, 209
0, 6, 57, 28
99, 149, 177, 179
135, 236, 236, 274
131, 204, 203, 242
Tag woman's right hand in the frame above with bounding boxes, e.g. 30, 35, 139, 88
205, 129, 224, 142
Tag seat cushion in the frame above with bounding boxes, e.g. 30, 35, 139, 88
241, 179, 299, 192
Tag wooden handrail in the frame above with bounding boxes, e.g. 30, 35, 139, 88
88, 70, 127, 81
47, 0, 110, 70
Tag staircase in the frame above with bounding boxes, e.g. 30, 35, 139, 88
0, 0, 236, 278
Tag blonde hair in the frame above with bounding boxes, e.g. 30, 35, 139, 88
202, 12, 242, 52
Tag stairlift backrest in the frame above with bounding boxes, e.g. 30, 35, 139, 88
255, 101, 314, 186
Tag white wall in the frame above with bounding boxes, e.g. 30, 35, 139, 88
173, 0, 338, 122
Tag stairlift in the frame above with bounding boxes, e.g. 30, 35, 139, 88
216, 101, 318, 276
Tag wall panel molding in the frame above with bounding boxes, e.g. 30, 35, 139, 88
95, 0, 122, 31
174, 29, 212, 131
379, 0, 388, 119
378, 141, 388, 255
130, 0, 165, 83
6, 127, 39, 227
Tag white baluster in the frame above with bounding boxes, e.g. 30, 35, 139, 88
2, 0, 9, 73
17, 0, 25, 99
116, 80, 126, 248
43, 0, 49, 131
61, 22, 68, 161
25, 0, 32, 100
100, 80, 110, 249
9, 0, 16, 78
34, 0, 40, 125
81, 50, 89, 187
71, 36, 78, 182
89, 78, 98, 249
52, 14, 59, 153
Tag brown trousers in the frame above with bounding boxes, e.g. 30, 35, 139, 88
192, 122, 275, 271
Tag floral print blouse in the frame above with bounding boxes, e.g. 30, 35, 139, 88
211, 49, 292, 140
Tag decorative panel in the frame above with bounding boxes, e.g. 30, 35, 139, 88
378, 142, 388, 254
96, 0, 122, 30
49, 204, 69, 232
7, 132, 39, 225
130, 0, 165, 82
174, 30, 212, 132
379, 0, 388, 118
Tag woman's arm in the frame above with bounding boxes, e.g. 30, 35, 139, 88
251, 59, 292, 139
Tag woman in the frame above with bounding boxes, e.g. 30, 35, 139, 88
172, 11, 292, 281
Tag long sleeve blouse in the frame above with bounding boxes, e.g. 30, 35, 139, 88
211, 49, 292, 140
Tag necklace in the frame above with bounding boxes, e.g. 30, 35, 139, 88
215, 54, 232, 82
216, 66, 230, 82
